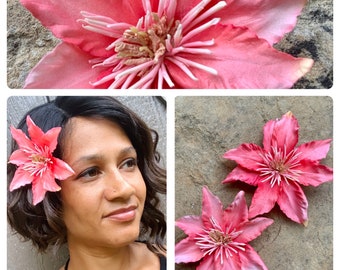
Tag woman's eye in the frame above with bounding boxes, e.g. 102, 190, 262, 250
120, 158, 137, 170
77, 167, 101, 180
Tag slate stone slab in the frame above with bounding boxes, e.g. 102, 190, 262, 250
175, 96, 333, 269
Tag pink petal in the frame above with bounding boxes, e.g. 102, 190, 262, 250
8, 150, 30, 166
218, 0, 308, 45
175, 237, 203, 263
248, 183, 279, 219
24, 43, 102, 89
26, 115, 45, 141
197, 255, 215, 270
263, 111, 299, 152
201, 186, 224, 228
223, 143, 264, 171
167, 24, 313, 89
235, 217, 273, 243
296, 161, 333, 187
223, 191, 248, 229
176, 216, 203, 237
296, 139, 332, 162
222, 166, 261, 186
20, 0, 144, 56
277, 182, 308, 224
53, 158, 75, 180
9, 168, 33, 191
27, 116, 61, 151
238, 245, 269, 270
42, 173, 62, 192
31, 177, 48, 205
10, 126, 35, 151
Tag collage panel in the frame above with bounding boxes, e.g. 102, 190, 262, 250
175, 96, 333, 269
7, 96, 167, 270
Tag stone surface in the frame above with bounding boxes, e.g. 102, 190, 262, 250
175, 96, 333, 269
7, 0, 333, 89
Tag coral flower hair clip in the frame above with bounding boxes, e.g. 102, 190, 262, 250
8, 116, 75, 205
222, 111, 333, 225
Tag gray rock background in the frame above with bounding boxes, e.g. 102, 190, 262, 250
175, 96, 333, 269
7, 0, 333, 89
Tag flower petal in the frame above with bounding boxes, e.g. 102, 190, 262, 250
201, 186, 224, 227
10, 126, 35, 151
238, 245, 269, 270
175, 237, 203, 263
277, 182, 308, 224
27, 116, 61, 151
20, 0, 145, 56
263, 111, 299, 152
8, 150, 30, 166
248, 183, 279, 218
167, 24, 313, 89
9, 168, 33, 191
53, 158, 75, 180
24, 43, 103, 89
31, 177, 48, 205
223, 143, 264, 171
223, 191, 248, 228
218, 0, 308, 45
176, 215, 203, 237
222, 166, 261, 186
296, 161, 333, 187
236, 217, 273, 243
296, 139, 332, 162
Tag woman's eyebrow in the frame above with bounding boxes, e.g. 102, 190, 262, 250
70, 146, 137, 167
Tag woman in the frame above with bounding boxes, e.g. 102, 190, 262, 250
7, 96, 166, 270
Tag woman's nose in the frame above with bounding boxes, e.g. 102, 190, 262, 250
103, 168, 135, 200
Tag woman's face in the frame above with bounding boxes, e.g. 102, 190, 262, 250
60, 117, 146, 249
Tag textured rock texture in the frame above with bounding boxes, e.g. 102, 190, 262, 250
7, 0, 333, 89
175, 96, 333, 269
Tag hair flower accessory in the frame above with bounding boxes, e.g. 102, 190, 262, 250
19, 0, 312, 89
223, 111, 333, 226
9, 115, 75, 205
175, 186, 273, 269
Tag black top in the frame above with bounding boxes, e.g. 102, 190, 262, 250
65, 255, 166, 269
160, 255, 166, 270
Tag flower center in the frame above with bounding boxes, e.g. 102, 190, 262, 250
115, 14, 175, 66
195, 217, 246, 264
257, 145, 302, 187
79, 0, 227, 89
23, 149, 52, 177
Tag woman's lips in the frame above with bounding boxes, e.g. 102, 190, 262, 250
104, 205, 137, 222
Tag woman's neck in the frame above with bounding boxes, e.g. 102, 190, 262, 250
66, 242, 159, 270
67, 242, 134, 270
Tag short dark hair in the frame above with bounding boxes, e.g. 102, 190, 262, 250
7, 96, 166, 254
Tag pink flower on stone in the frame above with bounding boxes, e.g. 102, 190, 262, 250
9, 116, 75, 205
175, 186, 273, 269
223, 112, 333, 225
20, 0, 313, 89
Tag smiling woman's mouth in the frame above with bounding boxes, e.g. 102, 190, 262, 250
104, 205, 138, 222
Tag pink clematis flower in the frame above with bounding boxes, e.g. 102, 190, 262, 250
175, 186, 273, 269
20, 0, 313, 89
222, 111, 333, 225
9, 116, 75, 205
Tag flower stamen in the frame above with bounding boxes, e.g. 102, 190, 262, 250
80, 0, 227, 88
257, 145, 302, 187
